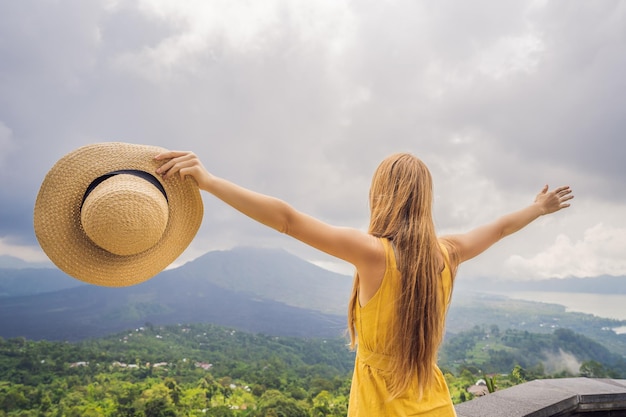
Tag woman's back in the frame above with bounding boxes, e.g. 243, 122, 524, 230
348, 238, 457, 416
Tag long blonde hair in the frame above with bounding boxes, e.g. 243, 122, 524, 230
348, 153, 456, 399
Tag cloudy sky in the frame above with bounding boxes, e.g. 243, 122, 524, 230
0, 0, 624, 281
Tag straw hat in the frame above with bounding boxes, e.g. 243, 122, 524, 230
34, 142, 203, 287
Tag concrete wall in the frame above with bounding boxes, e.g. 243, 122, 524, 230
455, 378, 626, 417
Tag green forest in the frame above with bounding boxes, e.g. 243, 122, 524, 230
1, 322, 623, 416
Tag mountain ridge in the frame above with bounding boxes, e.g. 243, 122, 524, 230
458, 274, 626, 294
0, 267, 85, 297
0, 247, 349, 341
2, 247, 625, 345
183, 246, 352, 314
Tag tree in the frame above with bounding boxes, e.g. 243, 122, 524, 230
252, 389, 308, 417
511, 365, 527, 384
483, 374, 497, 393
113, 382, 142, 417
580, 360, 607, 378
0, 386, 29, 412
312, 390, 332, 416
164, 378, 182, 405
206, 405, 234, 417
144, 397, 177, 417
140, 383, 177, 417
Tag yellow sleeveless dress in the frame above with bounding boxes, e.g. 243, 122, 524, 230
348, 238, 456, 416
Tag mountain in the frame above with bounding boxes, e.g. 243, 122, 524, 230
0, 254, 52, 269
0, 247, 351, 341
182, 246, 353, 315
458, 275, 626, 294
3, 247, 624, 347
0, 267, 84, 297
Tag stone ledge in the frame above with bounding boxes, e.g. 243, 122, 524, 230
454, 378, 626, 417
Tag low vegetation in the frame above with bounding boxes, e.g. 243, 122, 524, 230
1, 321, 624, 416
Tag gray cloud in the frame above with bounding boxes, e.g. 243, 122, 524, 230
0, 0, 624, 279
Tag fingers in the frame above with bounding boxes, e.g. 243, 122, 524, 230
555, 185, 571, 195
154, 151, 198, 179
154, 150, 192, 160
555, 187, 573, 204
155, 159, 177, 177
545, 186, 572, 199
552, 186, 574, 212
560, 195, 574, 209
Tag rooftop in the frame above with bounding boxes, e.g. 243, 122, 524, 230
454, 378, 626, 417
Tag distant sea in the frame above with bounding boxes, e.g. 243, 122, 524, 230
487, 291, 626, 334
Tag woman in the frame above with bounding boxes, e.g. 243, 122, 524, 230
155, 151, 573, 416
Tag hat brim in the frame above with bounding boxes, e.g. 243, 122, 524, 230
34, 142, 204, 287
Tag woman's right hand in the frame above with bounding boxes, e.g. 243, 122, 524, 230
154, 150, 213, 190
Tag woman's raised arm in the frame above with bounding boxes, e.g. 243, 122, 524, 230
442, 185, 573, 265
154, 150, 383, 271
